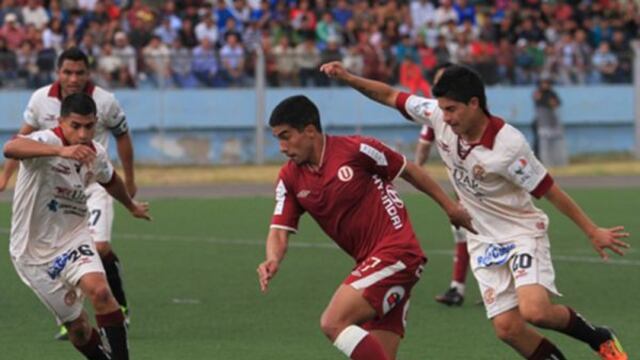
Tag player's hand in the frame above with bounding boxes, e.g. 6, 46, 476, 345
257, 259, 279, 293
0, 173, 8, 192
320, 61, 349, 80
128, 200, 151, 221
126, 179, 138, 198
59, 145, 96, 165
589, 226, 630, 260
447, 204, 477, 235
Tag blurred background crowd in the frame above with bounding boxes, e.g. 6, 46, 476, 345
0, 0, 637, 90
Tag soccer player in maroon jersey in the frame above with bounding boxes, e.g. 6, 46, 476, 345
257, 95, 475, 360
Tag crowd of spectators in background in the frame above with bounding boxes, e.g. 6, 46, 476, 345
0, 0, 637, 89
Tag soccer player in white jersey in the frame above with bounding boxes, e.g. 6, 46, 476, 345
414, 62, 470, 307
320, 62, 630, 360
0, 47, 136, 340
5, 93, 150, 360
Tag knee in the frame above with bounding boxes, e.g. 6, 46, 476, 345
519, 304, 550, 327
95, 242, 111, 257
493, 318, 525, 343
319, 312, 346, 341
87, 284, 114, 307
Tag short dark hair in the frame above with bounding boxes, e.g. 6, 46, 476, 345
269, 95, 322, 133
432, 65, 490, 115
57, 47, 90, 69
60, 93, 97, 117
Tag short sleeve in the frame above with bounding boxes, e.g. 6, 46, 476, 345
395, 92, 442, 127
104, 96, 129, 137
23, 93, 41, 128
501, 140, 553, 199
270, 167, 304, 233
18, 130, 60, 167
419, 125, 435, 143
357, 137, 407, 182
94, 144, 115, 185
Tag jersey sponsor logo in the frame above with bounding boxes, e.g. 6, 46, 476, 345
452, 165, 484, 197
411, 100, 437, 119
507, 157, 540, 190
47, 244, 96, 279
359, 144, 388, 166
55, 186, 89, 203
43, 114, 57, 123
274, 179, 287, 215
51, 163, 71, 175
373, 175, 404, 229
47, 199, 59, 212
382, 286, 406, 315
297, 190, 310, 198
337, 165, 354, 182
476, 243, 516, 267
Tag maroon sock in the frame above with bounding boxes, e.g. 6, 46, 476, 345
96, 309, 129, 360
452, 242, 469, 283
73, 328, 109, 360
350, 334, 390, 360
528, 338, 566, 360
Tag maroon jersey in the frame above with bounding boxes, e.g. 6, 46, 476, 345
271, 135, 425, 263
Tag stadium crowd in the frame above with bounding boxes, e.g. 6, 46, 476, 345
0, 0, 637, 89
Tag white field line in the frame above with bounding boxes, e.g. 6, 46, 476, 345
1, 228, 637, 267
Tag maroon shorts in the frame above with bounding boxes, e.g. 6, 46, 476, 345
343, 252, 426, 337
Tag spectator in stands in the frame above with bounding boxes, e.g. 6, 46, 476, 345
609, 29, 632, 83
399, 51, 431, 96
219, 32, 246, 87
192, 37, 221, 87
169, 37, 198, 88
591, 41, 618, 84
143, 35, 171, 87
97, 42, 122, 87
0, 0, 23, 27
195, 9, 218, 46
78, 32, 100, 69
15, 40, 38, 88
315, 11, 340, 49
410, 0, 435, 33
22, 0, 49, 30
1, 13, 25, 50
295, 33, 321, 87
178, 18, 198, 48
272, 35, 297, 86
0, 37, 18, 87
331, 0, 352, 28
435, 0, 458, 27
453, 0, 475, 25
42, 18, 64, 52
154, 16, 179, 45
112, 31, 137, 81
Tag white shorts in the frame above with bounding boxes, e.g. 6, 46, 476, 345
468, 234, 560, 319
12, 240, 105, 325
86, 184, 114, 243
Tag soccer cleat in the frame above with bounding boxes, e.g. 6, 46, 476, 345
434, 287, 464, 306
54, 325, 68, 341
122, 306, 130, 328
598, 331, 627, 360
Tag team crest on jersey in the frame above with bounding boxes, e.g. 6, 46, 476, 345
382, 286, 406, 315
412, 100, 436, 118
472, 164, 486, 181
337, 165, 354, 182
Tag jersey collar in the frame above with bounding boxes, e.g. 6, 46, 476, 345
457, 116, 505, 160
306, 134, 327, 173
47, 81, 96, 100
52, 126, 96, 151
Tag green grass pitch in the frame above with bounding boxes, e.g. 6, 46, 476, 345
0, 188, 638, 359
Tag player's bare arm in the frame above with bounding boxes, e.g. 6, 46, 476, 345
0, 124, 39, 191
400, 161, 476, 234
4, 137, 96, 164
320, 61, 399, 108
414, 141, 432, 166
257, 227, 290, 293
101, 172, 151, 221
115, 132, 137, 197
544, 183, 630, 260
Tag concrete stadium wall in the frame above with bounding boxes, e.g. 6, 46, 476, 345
0, 86, 634, 164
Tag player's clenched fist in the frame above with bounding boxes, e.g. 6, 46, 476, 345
59, 144, 96, 164
320, 61, 348, 80
257, 259, 279, 293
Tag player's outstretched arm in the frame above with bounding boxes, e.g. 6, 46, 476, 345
544, 183, 630, 260
102, 172, 151, 221
401, 161, 476, 234
115, 132, 137, 197
320, 61, 399, 108
4, 137, 96, 163
257, 228, 290, 293
414, 141, 432, 167
0, 124, 42, 190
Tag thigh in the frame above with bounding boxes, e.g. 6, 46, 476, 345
510, 235, 560, 297
344, 253, 425, 337
86, 185, 114, 243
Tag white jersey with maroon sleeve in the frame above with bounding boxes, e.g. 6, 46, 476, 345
418, 124, 435, 143
9, 128, 115, 265
270, 135, 424, 262
396, 92, 553, 243
23, 82, 129, 151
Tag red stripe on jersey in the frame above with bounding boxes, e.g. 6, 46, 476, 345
52, 127, 70, 146
395, 92, 412, 120
420, 127, 435, 142
530, 173, 554, 199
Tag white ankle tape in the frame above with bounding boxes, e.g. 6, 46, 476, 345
333, 325, 368, 357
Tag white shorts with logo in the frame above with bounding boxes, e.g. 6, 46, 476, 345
86, 184, 114, 243
12, 240, 105, 324
468, 234, 560, 319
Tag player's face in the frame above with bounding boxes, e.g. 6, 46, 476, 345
272, 124, 314, 165
58, 60, 89, 97
437, 97, 479, 136
59, 113, 97, 145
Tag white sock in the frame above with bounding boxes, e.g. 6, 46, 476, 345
450, 281, 465, 295
333, 325, 368, 357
